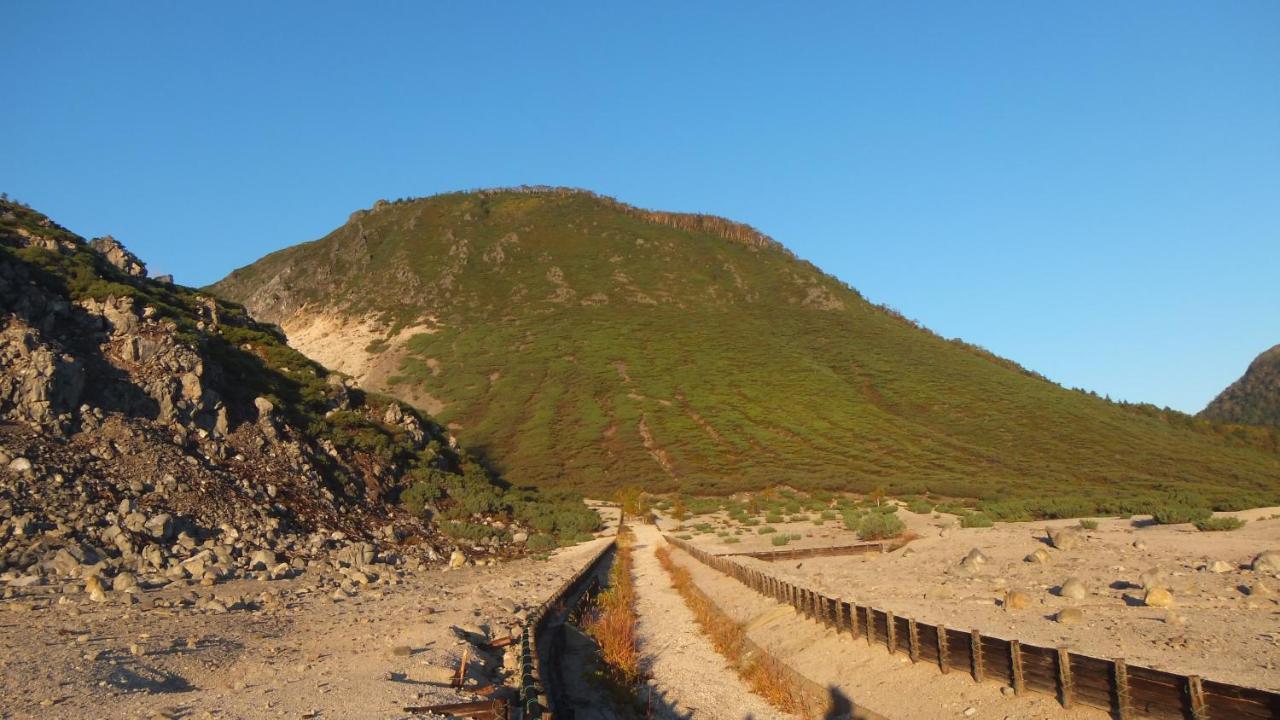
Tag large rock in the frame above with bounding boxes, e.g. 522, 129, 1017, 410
1024, 548, 1051, 564
1251, 551, 1280, 573
336, 542, 374, 568
1056, 608, 1084, 625
144, 514, 173, 541
1048, 527, 1083, 551
89, 235, 147, 277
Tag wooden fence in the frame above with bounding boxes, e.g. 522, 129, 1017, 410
665, 535, 1280, 720
722, 540, 888, 561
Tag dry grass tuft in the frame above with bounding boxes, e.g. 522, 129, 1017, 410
656, 544, 806, 715
584, 528, 642, 685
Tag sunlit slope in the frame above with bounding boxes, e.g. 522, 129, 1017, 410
212, 188, 1280, 507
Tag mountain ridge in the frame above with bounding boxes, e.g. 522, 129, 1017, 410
1201, 343, 1280, 427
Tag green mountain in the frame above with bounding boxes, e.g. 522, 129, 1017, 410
1201, 344, 1280, 427
212, 187, 1280, 511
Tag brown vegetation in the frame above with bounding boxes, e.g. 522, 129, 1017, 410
655, 544, 807, 715
584, 528, 641, 686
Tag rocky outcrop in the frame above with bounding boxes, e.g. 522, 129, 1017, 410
0, 199, 545, 597
90, 235, 147, 277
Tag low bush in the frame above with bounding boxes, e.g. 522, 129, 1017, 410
1078, 519, 1099, 530
856, 511, 905, 540
723, 537, 740, 544
1194, 515, 1246, 532
906, 498, 935, 514
1151, 504, 1212, 525
770, 535, 791, 546
960, 512, 994, 528
758, 526, 777, 534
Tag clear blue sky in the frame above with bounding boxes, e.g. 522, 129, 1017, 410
4, 2, 1278, 413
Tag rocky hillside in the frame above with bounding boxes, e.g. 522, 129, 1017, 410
0, 198, 598, 597
1201, 344, 1280, 427
212, 187, 1280, 512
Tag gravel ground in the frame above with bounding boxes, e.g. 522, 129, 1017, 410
631, 523, 796, 720
0, 536, 614, 720
679, 505, 1280, 692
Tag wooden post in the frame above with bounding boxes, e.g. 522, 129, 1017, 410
865, 608, 876, 647
937, 624, 950, 674
908, 618, 919, 663
886, 611, 897, 654
1010, 640, 1025, 695
849, 604, 861, 639
1114, 659, 1131, 720
1057, 647, 1073, 709
971, 629, 984, 683
1188, 675, 1208, 720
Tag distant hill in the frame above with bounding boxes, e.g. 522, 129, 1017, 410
212, 187, 1280, 512
1201, 344, 1280, 427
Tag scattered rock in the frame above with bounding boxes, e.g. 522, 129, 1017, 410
1024, 548, 1051, 564
1251, 551, 1280, 574
1003, 589, 1032, 611
1058, 577, 1087, 600
6, 457, 33, 474
1047, 527, 1083, 551
1144, 587, 1174, 608
1056, 608, 1084, 625
1206, 560, 1233, 574
449, 550, 467, 569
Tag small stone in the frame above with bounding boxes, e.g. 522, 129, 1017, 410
1132, 539, 1148, 550
449, 551, 466, 569
6, 457, 33, 474
1207, 560, 1233, 574
1048, 527, 1083, 551
1137, 568, 1164, 589
962, 707, 977, 717
1145, 587, 1174, 608
1024, 548, 1051, 564
1056, 608, 1084, 625
1058, 577, 1087, 600
1003, 589, 1032, 611
112, 572, 139, 593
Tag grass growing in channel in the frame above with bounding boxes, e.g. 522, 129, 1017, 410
583, 529, 641, 687
655, 544, 806, 715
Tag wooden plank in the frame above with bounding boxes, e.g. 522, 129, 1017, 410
907, 618, 920, 663
971, 629, 984, 683
1010, 640, 1025, 695
1115, 659, 1131, 720
886, 611, 897, 654
1057, 647, 1074, 709
936, 623, 949, 674
1188, 676, 1208, 720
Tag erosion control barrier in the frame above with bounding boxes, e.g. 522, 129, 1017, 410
665, 535, 1280, 720
722, 540, 889, 561
518, 537, 616, 720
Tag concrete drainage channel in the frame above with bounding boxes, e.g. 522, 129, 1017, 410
521, 538, 618, 719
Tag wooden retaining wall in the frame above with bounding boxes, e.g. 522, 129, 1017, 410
665, 535, 1280, 720
722, 540, 888, 561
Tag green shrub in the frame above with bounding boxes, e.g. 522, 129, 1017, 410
906, 499, 935, 514
676, 534, 693, 540
1194, 515, 1246, 532
960, 512, 994, 528
765, 511, 784, 524
1078, 519, 1099, 530
526, 534, 558, 552
742, 517, 761, 526
977, 499, 1032, 522
758, 526, 777, 534
770, 535, 791, 546
819, 510, 838, 521
857, 512, 905, 540
1152, 505, 1212, 525
723, 537, 740, 544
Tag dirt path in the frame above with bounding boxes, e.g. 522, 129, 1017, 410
631, 523, 795, 720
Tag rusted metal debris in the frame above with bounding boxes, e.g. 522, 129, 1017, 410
403, 699, 508, 719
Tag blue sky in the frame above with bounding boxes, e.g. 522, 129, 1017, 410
3, 2, 1277, 413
